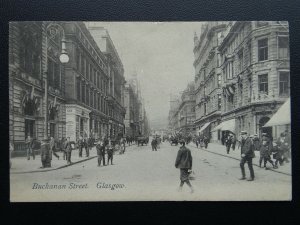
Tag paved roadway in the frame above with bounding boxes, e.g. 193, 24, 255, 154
10, 141, 291, 201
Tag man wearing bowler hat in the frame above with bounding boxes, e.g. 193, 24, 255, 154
239, 131, 255, 181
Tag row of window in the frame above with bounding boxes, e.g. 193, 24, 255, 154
76, 78, 108, 114
76, 49, 108, 94
258, 72, 289, 95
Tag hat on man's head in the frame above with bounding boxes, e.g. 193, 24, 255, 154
240, 131, 247, 135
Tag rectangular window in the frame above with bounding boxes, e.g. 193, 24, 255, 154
279, 71, 289, 95
238, 49, 243, 72
89, 64, 92, 81
76, 78, 81, 100
81, 55, 85, 75
248, 43, 252, 65
82, 83, 85, 103
86, 88, 89, 106
258, 74, 268, 94
90, 90, 93, 108
94, 69, 97, 85
85, 60, 88, 79
278, 36, 289, 59
258, 38, 268, 61
76, 49, 80, 71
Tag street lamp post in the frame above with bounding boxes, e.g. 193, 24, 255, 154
43, 22, 69, 139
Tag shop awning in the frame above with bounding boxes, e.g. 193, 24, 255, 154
264, 98, 290, 127
199, 122, 211, 133
212, 119, 235, 133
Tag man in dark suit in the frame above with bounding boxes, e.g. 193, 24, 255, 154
175, 140, 194, 193
239, 131, 255, 181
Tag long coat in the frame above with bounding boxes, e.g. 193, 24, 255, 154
175, 146, 193, 169
259, 138, 273, 158
240, 137, 255, 158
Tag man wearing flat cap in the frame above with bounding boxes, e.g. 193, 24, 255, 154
239, 131, 255, 181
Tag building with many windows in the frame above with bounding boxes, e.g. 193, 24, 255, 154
193, 22, 228, 141
214, 21, 290, 140
168, 83, 196, 135
9, 22, 68, 154
63, 22, 110, 141
87, 24, 126, 138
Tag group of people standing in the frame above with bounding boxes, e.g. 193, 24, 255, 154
151, 136, 161, 151
238, 130, 291, 181
96, 137, 126, 167
195, 135, 209, 149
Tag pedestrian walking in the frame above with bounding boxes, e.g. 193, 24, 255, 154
175, 139, 194, 193
225, 134, 232, 154
106, 139, 114, 165
77, 136, 83, 157
25, 135, 35, 160
252, 134, 260, 151
96, 139, 105, 167
259, 133, 276, 169
40, 137, 51, 168
151, 138, 157, 151
231, 134, 236, 151
65, 137, 72, 165
86, 136, 93, 157
203, 135, 209, 149
50, 137, 59, 160
239, 131, 255, 181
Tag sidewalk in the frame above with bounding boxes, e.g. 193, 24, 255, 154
10, 143, 135, 174
10, 147, 98, 174
188, 142, 292, 176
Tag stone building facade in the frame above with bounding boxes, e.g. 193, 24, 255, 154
63, 22, 110, 141
193, 22, 228, 141
168, 83, 196, 135
87, 24, 126, 138
9, 22, 67, 154
215, 21, 290, 140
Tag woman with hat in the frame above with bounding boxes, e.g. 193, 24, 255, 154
175, 139, 194, 193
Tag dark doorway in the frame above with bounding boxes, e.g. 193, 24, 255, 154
25, 119, 35, 139
259, 117, 272, 139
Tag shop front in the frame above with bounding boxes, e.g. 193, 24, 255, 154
65, 104, 91, 142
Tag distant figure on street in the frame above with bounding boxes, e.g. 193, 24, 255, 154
25, 135, 35, 160
106, 139, 114, 165
151, 138, 157, 151
65, 137, 72, 165
50, 137, 59, 160
175, 139, 194, 193
96, 139, 106, 167
203, 135, 209, 149
225, 134, 233, 154
231, 134, 236, 151
239, 131, 255, 181
40, 137, 51, 168
259, 133, 276, 169
78, 136, 83, 157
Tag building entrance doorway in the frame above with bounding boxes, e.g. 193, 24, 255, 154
259, 116, 272, 139
25, 119, 35, 139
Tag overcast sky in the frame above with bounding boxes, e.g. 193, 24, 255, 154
91, 22, 203, 129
